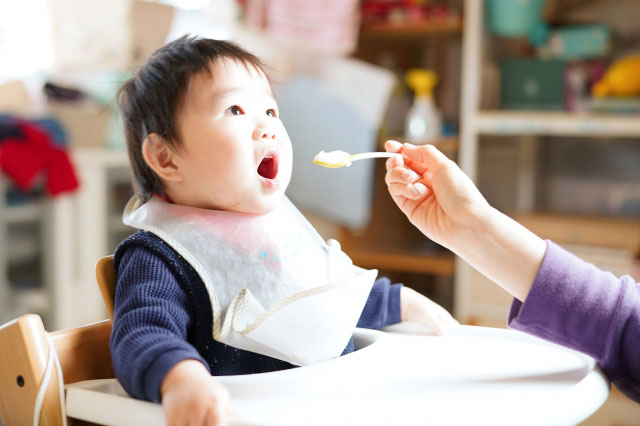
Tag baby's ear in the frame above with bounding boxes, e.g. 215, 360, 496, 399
142, 133, 183, 182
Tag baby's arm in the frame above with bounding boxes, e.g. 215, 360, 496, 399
161, 359, 230, 425
357, 277, 457, 335
357, 277, 402, 329
111, 248, 230, 425
400, 287, 458, 335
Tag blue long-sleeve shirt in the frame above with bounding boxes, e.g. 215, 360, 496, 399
111, 231, 402, 403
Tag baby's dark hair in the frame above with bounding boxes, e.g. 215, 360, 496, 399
117, 35, 266, 202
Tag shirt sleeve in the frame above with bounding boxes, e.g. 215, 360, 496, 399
356, 277, 403, 329
110, 246, 210, 403
508, 240, 640, 402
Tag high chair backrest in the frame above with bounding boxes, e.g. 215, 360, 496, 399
96, 255, 116, 321
0, 314, 113, 426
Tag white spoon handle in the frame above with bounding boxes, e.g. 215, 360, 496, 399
350, 152, 401, 162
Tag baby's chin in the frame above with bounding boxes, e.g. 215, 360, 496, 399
236, 193, 287, 215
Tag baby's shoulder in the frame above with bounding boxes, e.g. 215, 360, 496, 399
113, 231, 206, 304
115, 230, 165, 252
114, 231, 187, 274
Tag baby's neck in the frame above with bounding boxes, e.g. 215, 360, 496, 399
153, 193, 174, 204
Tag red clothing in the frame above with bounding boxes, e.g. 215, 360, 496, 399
0, 122, 79, 196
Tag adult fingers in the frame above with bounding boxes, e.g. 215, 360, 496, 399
402, 143, 450, 171
405, 157, 429, 176
385, 153, 404, 171
386, 142, 431, 175
384, 139, 403, 153
387, 181, 430, 200
385, 150, 430, 177
385, 166, 420, 185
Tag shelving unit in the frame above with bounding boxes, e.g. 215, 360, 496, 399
0, 176, 49, 326
457, 2, 640, 421
343, 246, 455, 276
0, 148, 134, 330
474, 110, 640, 138
46, 148, 134, 329
457, 0, 640, 324
1, 201, 44, 223
335, 9, 464, 312
360, 19, 463, 40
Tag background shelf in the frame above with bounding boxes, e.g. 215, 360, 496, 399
360, 20, 463, 39
474, 110, 640, 138
345, 247, 455, 276
1, 202, 44, 224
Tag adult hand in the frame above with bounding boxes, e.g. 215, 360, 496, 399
384, 140, 491, 252
385, 140, 546, 302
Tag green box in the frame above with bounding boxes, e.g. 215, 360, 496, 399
500, 58, 565, 110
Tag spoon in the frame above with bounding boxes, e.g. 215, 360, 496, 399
313, 150, 401, 168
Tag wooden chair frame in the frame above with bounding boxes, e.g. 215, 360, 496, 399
0, 256, 116, 426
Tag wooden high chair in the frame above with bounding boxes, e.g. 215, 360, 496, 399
0, 256, 117, 426
95, 256, 116, 321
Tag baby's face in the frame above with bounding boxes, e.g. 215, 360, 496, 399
173, 58, 292, 214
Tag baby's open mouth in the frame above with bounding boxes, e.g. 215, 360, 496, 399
257, 152, 279, 180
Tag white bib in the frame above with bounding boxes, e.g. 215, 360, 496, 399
123, 196, 377, 366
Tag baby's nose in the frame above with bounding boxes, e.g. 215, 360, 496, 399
253, 126, 276, 140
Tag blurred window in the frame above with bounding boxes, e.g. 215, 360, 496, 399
0, 0, 53, 82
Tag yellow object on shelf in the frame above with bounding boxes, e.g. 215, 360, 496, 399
592, 55, 640, 98
404, 69, 442, 144
405, 69, 438, 97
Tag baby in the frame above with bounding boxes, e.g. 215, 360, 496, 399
113, 35, 457, 425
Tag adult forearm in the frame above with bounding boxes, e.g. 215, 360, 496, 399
450, 206, 546, 302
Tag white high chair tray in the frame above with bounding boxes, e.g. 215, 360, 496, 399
65, 324, 609, 426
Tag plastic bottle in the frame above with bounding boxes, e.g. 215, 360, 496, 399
404, 69, 442, 144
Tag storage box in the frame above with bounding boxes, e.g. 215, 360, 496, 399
130, 0, 175, 66
47, 101, 111, 149
50, 0, 174, 71
499, 58, 565, 110
0, 80, 30, 113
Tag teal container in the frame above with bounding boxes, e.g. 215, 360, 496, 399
546, 24, 610, 60
500, 58, 565, 110
486, 0, 547, 37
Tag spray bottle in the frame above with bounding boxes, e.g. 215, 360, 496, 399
404, 69, 442, 144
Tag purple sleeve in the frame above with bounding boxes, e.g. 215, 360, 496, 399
356, 277, 402, 329
508, 240, 640, 402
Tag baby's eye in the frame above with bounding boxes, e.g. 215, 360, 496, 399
227, 105, 244, 115
266, 109, 277, 118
